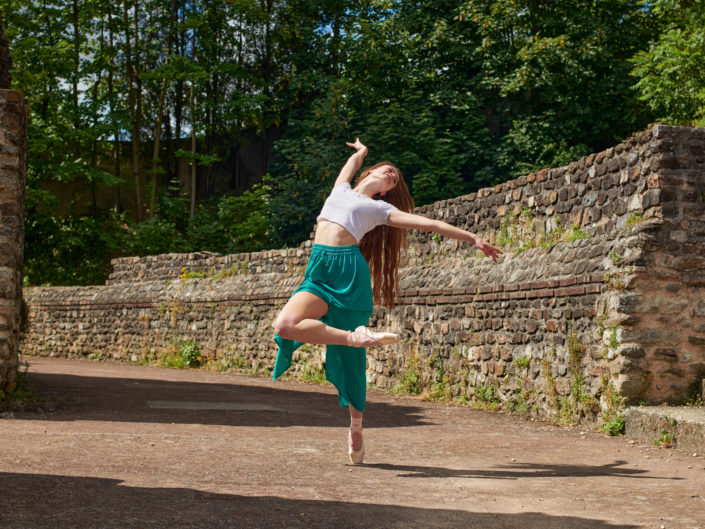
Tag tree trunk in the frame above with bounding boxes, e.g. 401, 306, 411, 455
72, 0, 81, 160
107, 2, 121, 210
150, 76, 168, 214
124, 0, 144, 221
189, 84, 196, 220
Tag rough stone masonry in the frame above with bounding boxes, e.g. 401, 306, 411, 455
0, 86, 26, 395
21, 124, 705, 421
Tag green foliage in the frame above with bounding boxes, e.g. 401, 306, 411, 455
179, 268, 207, 280
508, 392, 531, 415
625, 212, 644, 228
539, 219, 566, 248
567, 225, 589, 242
497, 211, 518, 247
23, 180, 270, 286
183, 183, 272, 254
128, 217, 189, 258
427, 358, 452, 403
497, 208, 536, 251
608, 325, 620, 350
603, 415, 625, 436
216, 183, 272, 253
631, 1, 705, 125
461, 0, 654, 178
4, 0, 687, 271
473, 384, 500, 410
600, 378, 626, 436
298, 362, 328, 385
513, 355, 530, 369
553, 327, 599, 424
654, 416, 678, 447
160, 339, 205, 369
178, 340, 204, 368
396, 352, 422, 395
542, 347, 559, 407
23, 190, 128, 286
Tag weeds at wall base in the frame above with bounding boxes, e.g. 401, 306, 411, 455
392, 348, 422, 396
599, 376, 626, 436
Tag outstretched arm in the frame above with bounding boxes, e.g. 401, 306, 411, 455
334, 138, 368, 187
387, 210, 503, 262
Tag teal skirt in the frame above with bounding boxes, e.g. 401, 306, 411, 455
273, 244, 373, 411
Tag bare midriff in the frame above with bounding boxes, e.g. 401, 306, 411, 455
313, 220, 358, 246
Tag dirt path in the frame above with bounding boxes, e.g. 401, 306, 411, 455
1, 357, 704, 529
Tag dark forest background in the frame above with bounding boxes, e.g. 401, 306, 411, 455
2, 0, 704, 286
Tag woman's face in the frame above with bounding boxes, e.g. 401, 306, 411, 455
372, 164, 399, 194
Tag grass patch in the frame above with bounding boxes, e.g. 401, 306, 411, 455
211, 261, 249, 279
179, 267, 207, 280
599, 377, 626, 436
624, 212, 644, 229
472, 384, 501, 411
393, 349, 422, 395
539, 219, 566, 248
512, 355, 530, 369
160, 339, 206, 369
567, 225, 589, 242
298, 362, 328, 385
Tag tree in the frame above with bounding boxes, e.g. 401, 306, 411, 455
631, 0, 705, 125
461, 0, 654, 178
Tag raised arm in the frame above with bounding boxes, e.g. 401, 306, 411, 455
387, 210, 503, 262
334, 138, 368, 187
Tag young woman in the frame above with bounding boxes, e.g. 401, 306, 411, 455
272, 139, 502, 464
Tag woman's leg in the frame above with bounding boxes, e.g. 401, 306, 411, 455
348, 404, 365, 463
273, 291, 350, 345
349, 404, 363, 450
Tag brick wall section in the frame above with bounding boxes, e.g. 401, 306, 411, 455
21, 124, 705, 420
0, 90, 26, 395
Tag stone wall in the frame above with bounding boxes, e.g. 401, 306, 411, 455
0, 89, 27, 395
21, 124, 705, 421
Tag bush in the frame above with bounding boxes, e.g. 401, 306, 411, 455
24, 190, 128, 286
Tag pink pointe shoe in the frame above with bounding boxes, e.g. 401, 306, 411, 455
347, 326, 400, 348
349, 428, 365, 465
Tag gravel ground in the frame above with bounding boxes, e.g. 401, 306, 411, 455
1, 357, 704, 529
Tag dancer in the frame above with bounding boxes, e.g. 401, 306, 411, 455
272, 139, 502, 464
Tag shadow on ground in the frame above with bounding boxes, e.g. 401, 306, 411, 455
21, 371, 429, 428
0, 472, 638, 529
364, 461, 681, 481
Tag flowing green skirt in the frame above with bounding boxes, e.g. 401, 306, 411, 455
273, 244, 373, 411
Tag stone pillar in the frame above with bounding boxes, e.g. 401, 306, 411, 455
0, 85, 26, 394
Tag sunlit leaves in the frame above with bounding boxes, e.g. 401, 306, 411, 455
631, 2, 705, 125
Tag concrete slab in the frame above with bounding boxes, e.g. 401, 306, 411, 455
624, 406, 705, 455
146, 400, 287, 412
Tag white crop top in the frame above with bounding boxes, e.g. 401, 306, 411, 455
316, 183, 397, 242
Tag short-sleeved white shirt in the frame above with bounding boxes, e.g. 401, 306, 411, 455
316, 183, 397, 242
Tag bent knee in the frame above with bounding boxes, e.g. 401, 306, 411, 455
273, 315, 295, 338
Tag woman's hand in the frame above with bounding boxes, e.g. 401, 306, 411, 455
335, 138, 368, 186
346, 138, 368, 157
471, 234, 503, 263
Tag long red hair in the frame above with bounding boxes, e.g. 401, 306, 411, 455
356, 162, 415, 308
